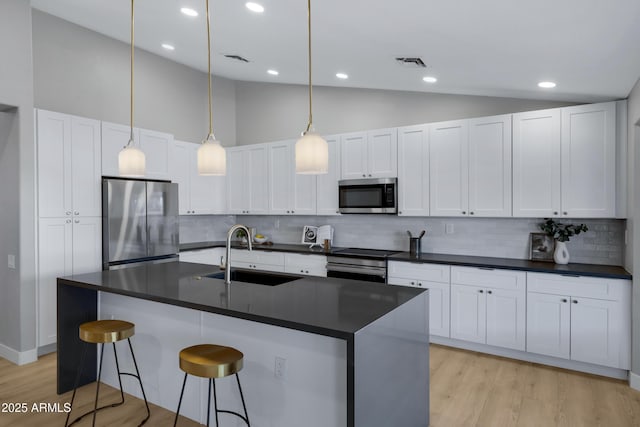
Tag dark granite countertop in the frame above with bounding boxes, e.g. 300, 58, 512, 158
179, 241, 345, 255
388, 252, 631, 280
58, 261, 424, 339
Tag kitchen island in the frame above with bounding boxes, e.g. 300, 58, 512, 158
57, 261, 429, 427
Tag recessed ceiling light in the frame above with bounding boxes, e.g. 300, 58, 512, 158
538, 81, 557, 88
246, 2, 265, 13
422, 76, 437, 83
267, 69, 279, 76
180, 7, 198, 17
336, 73, 349, 79
161, 43, 175, 51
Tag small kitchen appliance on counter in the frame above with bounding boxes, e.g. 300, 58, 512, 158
302, 225, 333, 248
407, 230, 426, 257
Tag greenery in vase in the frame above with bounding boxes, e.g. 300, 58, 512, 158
539, 218, 588, 242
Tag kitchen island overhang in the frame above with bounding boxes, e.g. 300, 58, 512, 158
57, 261, 429, 427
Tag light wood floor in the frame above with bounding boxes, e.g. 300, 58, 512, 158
1, 345, 639, 426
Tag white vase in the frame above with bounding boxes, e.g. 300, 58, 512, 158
554, 241, 570, 264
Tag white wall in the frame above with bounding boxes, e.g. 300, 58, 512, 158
627, 76, 640, 378
234, 81, 578, 145
32, 10, 236, 146
0, 0, 36, 357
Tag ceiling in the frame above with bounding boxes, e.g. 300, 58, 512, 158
31, 0, 640, 102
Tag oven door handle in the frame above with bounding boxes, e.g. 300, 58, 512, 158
326, 263, 386, 278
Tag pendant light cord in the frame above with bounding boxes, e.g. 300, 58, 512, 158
206, 0, 214, 140
129, 0, 135, 145
305, 0, 313, 133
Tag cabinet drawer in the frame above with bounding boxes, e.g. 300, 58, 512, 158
179, 248, 224, 265
233, 261, 285, 273
451, 266, 525, 291
230, 249, 285, 266
388, 261, 450, 283
527, 272, 629, 301
284, 253, 327, 270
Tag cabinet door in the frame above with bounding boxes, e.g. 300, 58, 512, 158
561, 102, 616, 218
191, 168, 226, 214
486, 287, 525, 350
526, 292, 570, 359
340, 132, 368, 179
171, 141, 192, 215
512, 109, 561, 217
37, 110, 72, 218
268, 141, 293, 214
70, 116, 102, 217
397, 125, 429, 216
180, 248, 225, 266
423, 281, 450, 338
38, 218, 73, 346
316, 137, 341, 216
367, 128, 397, 178
429, 120, 469, 216
450, 284, 485, 344
570, 297, 626, 369
246, 145, 269, 214
226, 148, 246, 214
468, 115, 512, 217
72, 217, 102, 274
139, 128, 172, 180
101, 121, 139, 177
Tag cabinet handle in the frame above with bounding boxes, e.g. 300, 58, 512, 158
562, 298, 568, 303
417, 282, 422, 287
368, 174, 372, 177
478, 267, 494, 271
470, 212, 474, 215
462, 211, 466, 215
300, 270, 304, 273
74, 220, 79, 223
336, 210, 339, 214
399, 211, 402, 214
66, 211, 71, 216
287, 211, 290, 214
74, 211, 79, 215
553, 211, 558, 215
192, 210, 195, 214
479, 289, 484, 293
292, 210, 295, 214
572, 299, 578, 304
305, 270, 309, 273
563, 212, 568, 216
362, 174, 366, 177
487, 290, 492, 294
66, 219, 71, 224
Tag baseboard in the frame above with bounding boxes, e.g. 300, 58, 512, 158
38, 343, 57, 357
630, 372, 640, 391
0, 343, 37, 365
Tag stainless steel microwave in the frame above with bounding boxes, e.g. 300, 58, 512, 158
338, 178, 397, 214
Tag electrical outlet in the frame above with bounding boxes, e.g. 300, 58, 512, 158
445, 223, 454, 234
274, 356, 286, 380
7, 254, 15, 269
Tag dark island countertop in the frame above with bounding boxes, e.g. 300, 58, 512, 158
388, 252, 632, 280
58, 261, 424, 339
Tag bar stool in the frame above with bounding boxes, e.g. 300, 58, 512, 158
174, 344, 250, 427
65, 320, 151, 427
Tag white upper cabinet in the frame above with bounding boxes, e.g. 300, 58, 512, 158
397, 125, 429, 216
101, 121, 172, 180
172, 141, 226, 215
561, 102, 616, 217
429, 120, 469, 216
512, 108, 562, 217
468, 115, 512, 217
37, 110, 101, 218
226, 145, 269, 215
267, 140, 317, 215
340, 128, 397, 179
316, 136, 341, 216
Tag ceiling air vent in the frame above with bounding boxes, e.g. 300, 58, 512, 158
224, 54, 250, 63
395, 57, 426, 68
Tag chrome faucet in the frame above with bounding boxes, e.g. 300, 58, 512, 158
224, 224, 252, 285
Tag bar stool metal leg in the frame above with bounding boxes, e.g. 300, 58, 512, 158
173, 372, 189, 427
235, 373, 250, 426
65, 342, 88, 427
91, 343, 106, 427
126, 338, 151, 425
212, 378, 219, 427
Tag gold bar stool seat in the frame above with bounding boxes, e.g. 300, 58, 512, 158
174, 344, 250, 426
65, 320, 150, 427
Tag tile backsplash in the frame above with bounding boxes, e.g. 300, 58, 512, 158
180, 215, 625, 266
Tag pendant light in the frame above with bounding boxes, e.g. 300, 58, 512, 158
295, 0, 328, 174
118, 0, 146, 177
197, 0, 226, 175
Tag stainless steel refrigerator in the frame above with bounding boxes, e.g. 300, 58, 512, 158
102, 177, 179, 270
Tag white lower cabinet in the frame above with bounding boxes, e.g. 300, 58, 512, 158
526, 272, 630, 369
38, 217, 101, 347
284, 253, 327, 277
387, 261, 450, 338
179, 248, 226, 266
450, 267, 526, 351
229, 249, 285, 272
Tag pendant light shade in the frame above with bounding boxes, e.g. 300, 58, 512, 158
119, 144, 146, 177
118, 0, 146, 176
295, 0, 328, 174
198, 0, 227, 176
198, 134, 226, 175
295, 132, 328, 174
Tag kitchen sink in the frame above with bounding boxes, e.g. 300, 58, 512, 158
203, 269, 302, 286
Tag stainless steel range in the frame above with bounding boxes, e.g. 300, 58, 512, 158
326, 248, 401, 283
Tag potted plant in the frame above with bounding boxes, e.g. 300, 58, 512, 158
539, 218, 588, 264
